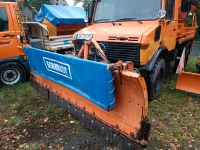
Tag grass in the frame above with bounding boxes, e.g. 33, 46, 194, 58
0, 83, 80, 149
186, 57, 199, 73
148, 58, 200, 149
0, 58, 200, 149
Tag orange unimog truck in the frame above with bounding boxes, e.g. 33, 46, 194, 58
23, 0, 198, 148
73, 0, 198, 100
0, 2, 29, 86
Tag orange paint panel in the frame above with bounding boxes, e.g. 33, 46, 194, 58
0, 2, 25, 60
73, 21, 156, 43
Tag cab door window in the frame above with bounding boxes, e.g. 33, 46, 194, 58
166, 0, 175, 20
181, 0, 191, 12
0, 7, 8, 32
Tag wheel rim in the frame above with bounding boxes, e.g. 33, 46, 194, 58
154, 70, 164, 94
1, 69, 21, 85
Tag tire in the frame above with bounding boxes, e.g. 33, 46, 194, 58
0, 62, 27, 86
147, 58, 166, 100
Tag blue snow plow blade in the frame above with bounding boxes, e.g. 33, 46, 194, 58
24, 47, 115, 110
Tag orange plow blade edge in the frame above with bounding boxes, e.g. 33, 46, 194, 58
176, 72, 200, 95
31, 70, 150, 149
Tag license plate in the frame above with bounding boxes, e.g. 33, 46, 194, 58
76, 34, 93, 40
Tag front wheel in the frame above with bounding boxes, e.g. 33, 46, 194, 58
0, 62, 27, 86
147, 58, 166, 100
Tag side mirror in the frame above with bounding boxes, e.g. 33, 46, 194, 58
17, 34, 24, 44
158, 9, 167, 19
84, 16, 89, 23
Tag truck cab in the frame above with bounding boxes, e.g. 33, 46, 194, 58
0, 2, 29, 86
73, 0, 198, 99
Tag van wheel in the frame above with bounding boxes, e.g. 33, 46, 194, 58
0, 62, 26, 86
147, 58, 166, 100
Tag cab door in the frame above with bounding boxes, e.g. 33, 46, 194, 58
162, 0, 178, 51
0, 4, 21, 60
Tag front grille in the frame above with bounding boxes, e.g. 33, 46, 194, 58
74, 41, 140, 66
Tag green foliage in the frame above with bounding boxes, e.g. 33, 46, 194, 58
22, 0, 54, 11
188, 0, 200, 37
74, 0, 91, 9
10, 116, 24, 126
196, 4, 200, 38
47, 104, 66, 119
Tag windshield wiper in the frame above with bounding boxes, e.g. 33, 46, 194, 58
115, 18, 143, 24
95, 19, 113, 22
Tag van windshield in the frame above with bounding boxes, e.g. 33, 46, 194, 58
94, 0, 162, 22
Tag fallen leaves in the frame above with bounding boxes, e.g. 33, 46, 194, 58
44, 117, 49, 123
70, 121, 75, 124
1, 82, 200, 150
4, 120, 8, 123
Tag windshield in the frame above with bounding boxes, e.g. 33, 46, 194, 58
94, 0, 162, 22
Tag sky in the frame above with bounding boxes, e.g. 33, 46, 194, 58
66, 0, 74, 6
66, 0, 83, 7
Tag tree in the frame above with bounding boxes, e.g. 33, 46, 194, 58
22, 0, 54, 11
74, 0, 90, 9
196, 4, 200, 36
192, 0, 200, 38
